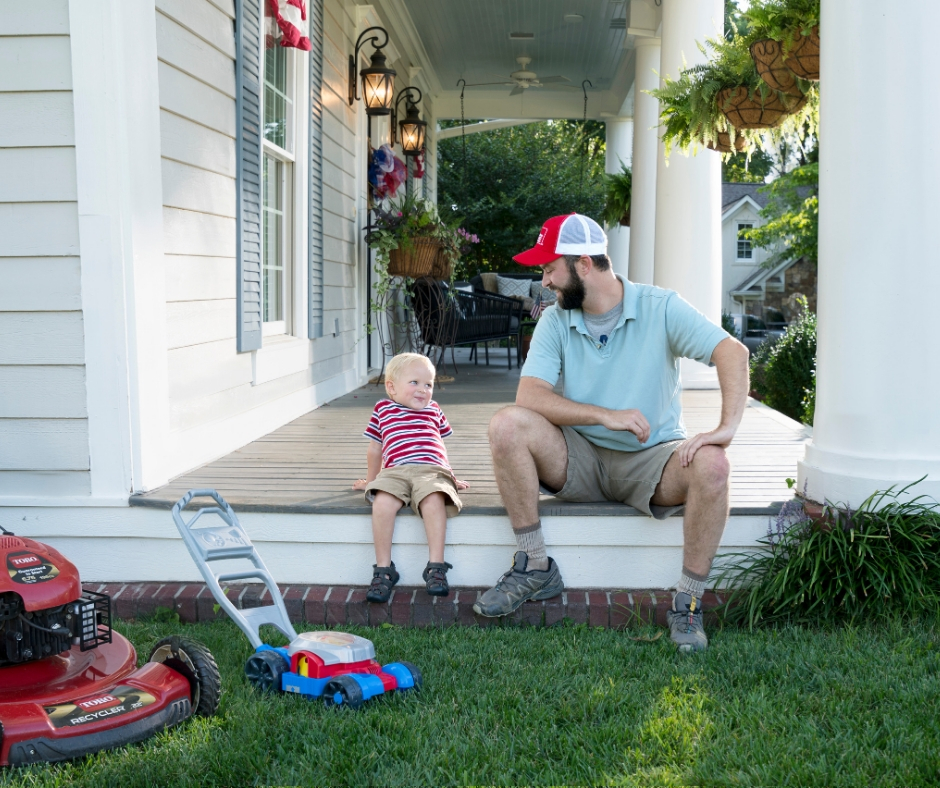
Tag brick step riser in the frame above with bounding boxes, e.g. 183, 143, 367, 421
85, 583, 723, 629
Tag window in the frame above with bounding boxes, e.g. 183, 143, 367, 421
262, 43, 294, 334
736, 222, 754, 261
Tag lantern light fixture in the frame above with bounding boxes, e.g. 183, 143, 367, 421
348, 26, 396, 115
392, 87, 427, 156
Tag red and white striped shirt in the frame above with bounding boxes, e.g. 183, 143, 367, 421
364, 399, 453, 471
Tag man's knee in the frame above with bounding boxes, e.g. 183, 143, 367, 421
690, 445, 731, 492
488, 406, 533, 452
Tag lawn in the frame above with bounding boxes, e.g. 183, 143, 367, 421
3, 617, 940, 787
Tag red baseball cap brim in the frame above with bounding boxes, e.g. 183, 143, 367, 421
512, 245, 564, 267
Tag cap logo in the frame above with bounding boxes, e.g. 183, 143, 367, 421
536, 228, 547, 246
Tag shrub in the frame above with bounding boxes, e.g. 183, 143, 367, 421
715, 481, 940, 627
750, 301, 815, 423
721, 311, 737, 336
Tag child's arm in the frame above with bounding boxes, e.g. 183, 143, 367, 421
352, 440, 383, 490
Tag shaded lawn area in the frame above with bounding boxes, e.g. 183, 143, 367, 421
4, 618, 940, 787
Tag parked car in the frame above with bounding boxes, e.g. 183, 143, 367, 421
731, 314, 787, 354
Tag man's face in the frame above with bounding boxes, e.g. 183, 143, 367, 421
540, 257, 586, 310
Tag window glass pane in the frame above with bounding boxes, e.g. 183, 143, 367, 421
264, 44, 290, 149
262, 155, 284, 323
737, 223, 753, 260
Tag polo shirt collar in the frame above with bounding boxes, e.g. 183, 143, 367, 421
565, 274, 638, 334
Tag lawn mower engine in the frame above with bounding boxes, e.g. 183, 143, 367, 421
0, 531, 220, 767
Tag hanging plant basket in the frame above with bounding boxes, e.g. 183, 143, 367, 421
619, 207, 631, 227
706, 131, 747, 154
386, 238, 441, 278
749, 39, 802, 95
717, 86, 806, 130
428, 248, 454, 280
782, 25, 820, 81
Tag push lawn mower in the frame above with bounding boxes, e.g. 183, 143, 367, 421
0, 526, 221, 767
171, 490, 421, 709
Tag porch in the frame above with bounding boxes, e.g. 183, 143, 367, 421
127, 349, 809, 588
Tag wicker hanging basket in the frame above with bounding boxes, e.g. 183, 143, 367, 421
706, 131, 747, 154
782, 25, 820, 81
386, 238, 442, 278
749, 39, 801, 95
717, 86, 806, 130
428, 248, 454, 280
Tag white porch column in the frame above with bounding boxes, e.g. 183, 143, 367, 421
605, 116, 633, 278
653, 0, 723, 389
628, 36, 661, 285
798, 1, 940, 507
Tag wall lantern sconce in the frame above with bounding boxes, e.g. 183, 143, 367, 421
392, 87, 427, 155
348, 26, 396, 115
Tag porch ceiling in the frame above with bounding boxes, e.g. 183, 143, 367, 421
384, 0, 641, 120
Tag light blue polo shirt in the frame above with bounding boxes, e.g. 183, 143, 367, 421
521, 275, 730, 452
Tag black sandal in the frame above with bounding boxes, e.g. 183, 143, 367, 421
366, 562, 399, 603
423, 561, 453, 597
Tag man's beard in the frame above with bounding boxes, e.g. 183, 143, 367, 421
554, 265, 586, 310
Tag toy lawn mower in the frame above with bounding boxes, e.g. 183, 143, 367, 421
0, 526, 221, 767
171, 490, 421, 709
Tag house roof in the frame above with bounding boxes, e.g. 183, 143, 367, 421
722, 182, 770, 210
729, 257, 800, 297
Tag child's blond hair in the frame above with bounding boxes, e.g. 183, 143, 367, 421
384, 353, 436, 395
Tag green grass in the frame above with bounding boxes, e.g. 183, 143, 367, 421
4, 618, 940, 786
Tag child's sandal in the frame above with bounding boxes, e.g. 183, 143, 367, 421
366, 562, 400, 603
423, 561, 453, 597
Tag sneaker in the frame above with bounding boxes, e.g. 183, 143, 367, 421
472, 551, 564, 617
366, 562, 400, 603
666, 592, 708, 652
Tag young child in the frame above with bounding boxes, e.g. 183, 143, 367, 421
353, 353, 468, 602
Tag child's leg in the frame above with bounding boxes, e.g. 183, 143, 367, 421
417, 492, 447, 564
372, 491, 404, 565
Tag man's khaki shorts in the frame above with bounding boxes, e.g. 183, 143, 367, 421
544, 426, 685, 520
365, 464, 462, 518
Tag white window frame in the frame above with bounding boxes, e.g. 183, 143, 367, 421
736, 221, 755, 262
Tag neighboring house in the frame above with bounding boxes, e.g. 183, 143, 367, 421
721, 182, 816, 322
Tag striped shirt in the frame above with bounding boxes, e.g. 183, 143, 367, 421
364, 399, 453, 471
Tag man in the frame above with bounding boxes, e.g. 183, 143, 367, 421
473, 213, 749, 652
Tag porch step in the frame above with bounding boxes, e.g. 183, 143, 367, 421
84, 582, 724, 629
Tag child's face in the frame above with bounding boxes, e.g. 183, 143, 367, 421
386, 361, 434, 410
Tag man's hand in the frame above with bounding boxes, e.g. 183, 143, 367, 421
601, 408, 651, 444
678, 424, 737, 467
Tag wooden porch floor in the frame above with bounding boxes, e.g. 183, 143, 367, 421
132, 349, 809, 515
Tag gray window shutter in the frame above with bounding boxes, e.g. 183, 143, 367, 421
236, 0, 263, 352
308, 0, 324, 339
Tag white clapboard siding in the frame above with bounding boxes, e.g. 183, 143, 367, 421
0, 312, 85, 365
166, 299, 236, 349
322, 234, 354, 266
321, 135, 355, 179
322, 284, 356, 312
0, 36, 72, 91
156, 0, 236, 58
157, 62, 236, 138
165, 255, 236, 302
0, 258, 81, 311
160, 110, 236, 177
0, 471, 91, 497
156, 12, 236, 98
161, 158, 236, 218
0, 202, 79, 257
0, 0, 70, 35
0, 147, 77, 202
167, 338, 252, 401
0, 366, 87, 417
0, 419, 89, 470
0, 92, 74, 147
322, 258, 355, 288
204, 0, 236, 19
162, 207, 237, 257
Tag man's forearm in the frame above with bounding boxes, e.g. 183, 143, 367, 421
713, 338, 750, 431
516, 379, 609, 427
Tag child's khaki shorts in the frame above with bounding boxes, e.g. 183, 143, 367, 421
365, 464, 462, 518
543, 426, 686, 520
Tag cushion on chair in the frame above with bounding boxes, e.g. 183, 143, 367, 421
480, 272, 499, 293
530, 281, 557, 305
496, 275, 531, 299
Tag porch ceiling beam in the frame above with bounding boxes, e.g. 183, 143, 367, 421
436, 119, 542, 140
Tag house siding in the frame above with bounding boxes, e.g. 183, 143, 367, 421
0, 4, 91, 496
722, 200, 770, 313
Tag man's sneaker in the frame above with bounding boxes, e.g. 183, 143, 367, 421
472, 551, 564, 617
666, 591, 708, 652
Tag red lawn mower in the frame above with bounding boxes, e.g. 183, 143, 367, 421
0, 526, 221, 767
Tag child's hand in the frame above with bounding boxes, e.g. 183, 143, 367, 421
455, 479, 470, 490
352, 479, 368, 491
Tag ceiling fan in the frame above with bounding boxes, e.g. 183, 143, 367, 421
461, 57, 576, 96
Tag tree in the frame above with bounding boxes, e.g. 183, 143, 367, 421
437, 120, 608, 274
723, 147, 775, 183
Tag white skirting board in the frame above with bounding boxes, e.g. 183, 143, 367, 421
5, 506, 771, 588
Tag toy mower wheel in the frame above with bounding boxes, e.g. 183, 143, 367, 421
399, 660, 423, 691
244, 650, 287, 693
323, 675, 364, 710
148, 636, 221, 717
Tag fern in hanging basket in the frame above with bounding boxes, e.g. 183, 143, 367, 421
745, 0, 820, 82
601, 164, 632, 228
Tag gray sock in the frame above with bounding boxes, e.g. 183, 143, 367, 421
514, 522, 548, 571
674, 566, 708, 604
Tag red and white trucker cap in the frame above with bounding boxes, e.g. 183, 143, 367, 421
513, 213, 608, 267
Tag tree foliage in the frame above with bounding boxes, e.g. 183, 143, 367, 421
437, 120, 607, 274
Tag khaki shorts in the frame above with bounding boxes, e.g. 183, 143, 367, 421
365, 464, 462, 518
544, 426, 685, 520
